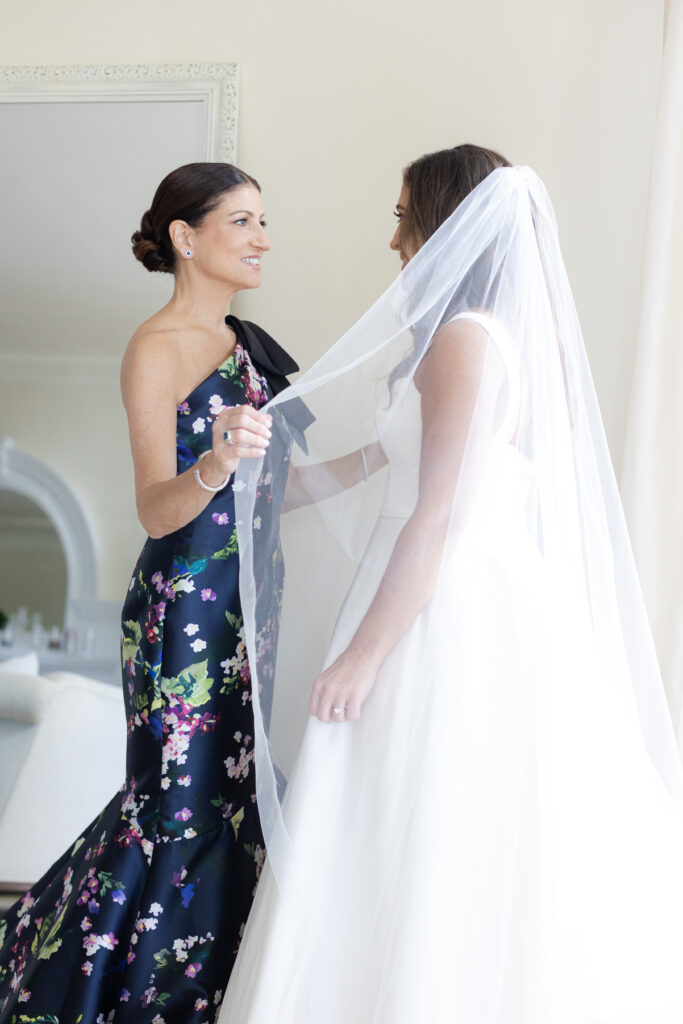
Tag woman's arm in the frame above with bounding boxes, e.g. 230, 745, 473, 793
309, 318, 491, 722
281, 441, 387, 513
121, 332, 272, 539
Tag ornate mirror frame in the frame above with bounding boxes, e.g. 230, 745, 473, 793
0, 62, 238, 162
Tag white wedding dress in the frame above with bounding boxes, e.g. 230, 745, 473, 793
219, 169, 683, 1022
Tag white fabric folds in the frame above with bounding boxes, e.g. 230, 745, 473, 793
221, 166, 683, 1022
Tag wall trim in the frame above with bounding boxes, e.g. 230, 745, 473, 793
0, 354, 121, 387
0, 62, 238, 162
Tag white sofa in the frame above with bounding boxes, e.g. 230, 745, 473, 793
0, 665, 126, 885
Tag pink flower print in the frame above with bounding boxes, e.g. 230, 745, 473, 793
177, 400, 190, 415
201, 588, 216, 602
83, 934, 100, 956
175, 807, 193, 822
195, 998, 208, 1011
126, 949, 136, 964
18, 989, 31, 1002
185, 962, 203, 978
142, 986, 159, 1007
81, 960, 93, 975
212, 512, 230, 525
81, 916, 92, 931
178, 774, 192, 787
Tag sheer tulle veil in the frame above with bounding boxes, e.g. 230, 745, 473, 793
233, 164, 683, 897
214, 164, 683, 1022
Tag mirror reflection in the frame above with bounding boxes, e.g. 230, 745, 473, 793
0, 490, 66, 641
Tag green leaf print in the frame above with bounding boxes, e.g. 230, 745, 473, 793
211, 529, 239, 560
154, 947, 172, 968
29, 901, 66, 961
161, 660, 214, 707
133, 691, 150, 712
12, 1015, 60, 1023
231, 805, 245, 839
96, 871, 124, 897
121, 618, 143, 667
225, 610, 243, 630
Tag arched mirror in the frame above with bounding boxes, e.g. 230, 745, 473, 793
0, 490, 67, 636
0, 437, 120, 684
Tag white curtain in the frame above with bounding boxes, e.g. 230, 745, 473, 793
622, 0, 683, 750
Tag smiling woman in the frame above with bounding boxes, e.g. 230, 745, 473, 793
0, 162, 302, 1022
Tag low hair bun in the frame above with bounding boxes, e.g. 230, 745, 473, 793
131, 162, 261, 276
131, 210, 174, 274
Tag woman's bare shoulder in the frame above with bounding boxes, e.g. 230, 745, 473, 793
121, 314, 183, 405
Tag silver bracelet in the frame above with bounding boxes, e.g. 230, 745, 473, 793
194, 450, 230, 493
360, 446, 368, 482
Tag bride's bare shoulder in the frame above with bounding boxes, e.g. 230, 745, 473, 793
415, 317, 489, 395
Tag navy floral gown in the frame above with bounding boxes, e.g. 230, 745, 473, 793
0, 328, 282, 1023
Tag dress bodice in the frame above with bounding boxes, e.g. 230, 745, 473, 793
376, 312, 531, 525
173, 340, 271, 530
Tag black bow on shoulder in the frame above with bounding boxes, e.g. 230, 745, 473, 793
225, 314, 314, 452
225, 315, 299, 397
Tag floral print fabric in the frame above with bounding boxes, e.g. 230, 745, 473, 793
0, 341, 271, 1023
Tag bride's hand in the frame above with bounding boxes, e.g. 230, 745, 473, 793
309, 648, 380, 724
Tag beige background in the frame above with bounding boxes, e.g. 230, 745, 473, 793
0, 0, 663, 603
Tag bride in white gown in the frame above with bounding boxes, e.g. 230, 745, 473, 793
219, 144, 683, 1022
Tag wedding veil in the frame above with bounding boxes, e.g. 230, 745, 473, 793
233, 165, 683, 896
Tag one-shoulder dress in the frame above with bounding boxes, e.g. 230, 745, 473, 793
0, 328, 281, 1023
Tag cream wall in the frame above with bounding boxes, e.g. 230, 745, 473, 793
0, 0, 663, 602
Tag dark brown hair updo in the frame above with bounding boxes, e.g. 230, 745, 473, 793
399, 143, 510, 258
131, 162, 261, 274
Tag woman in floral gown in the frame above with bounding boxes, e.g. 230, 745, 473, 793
0, 163, 298, 1022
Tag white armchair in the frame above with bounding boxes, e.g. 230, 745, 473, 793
0, 668, 126, 885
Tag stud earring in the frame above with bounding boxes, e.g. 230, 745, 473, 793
185, 250, 192, 257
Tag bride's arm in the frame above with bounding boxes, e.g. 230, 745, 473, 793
281, 441, 387, 512
308, 318, 491, 722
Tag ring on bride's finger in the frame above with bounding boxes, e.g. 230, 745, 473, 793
222, 429, 234, 445
333, 706, 346, 714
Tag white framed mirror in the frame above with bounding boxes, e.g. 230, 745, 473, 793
0, 63, 238, 378
0, 64, 240, 681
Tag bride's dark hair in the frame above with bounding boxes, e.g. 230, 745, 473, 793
388, 144, 511, 396
398, 143, 510, 258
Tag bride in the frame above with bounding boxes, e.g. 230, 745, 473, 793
219, 144, 683, 1022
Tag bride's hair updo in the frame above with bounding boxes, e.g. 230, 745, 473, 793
399, 143, 510, 257
131, 162, 261, 274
